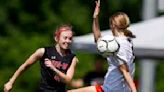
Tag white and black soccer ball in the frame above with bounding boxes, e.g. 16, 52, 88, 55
97, 35, 119, 57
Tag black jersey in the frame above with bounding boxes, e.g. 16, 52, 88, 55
38, 46, 76, 92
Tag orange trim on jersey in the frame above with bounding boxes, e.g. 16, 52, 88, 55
95, 85, 104, 92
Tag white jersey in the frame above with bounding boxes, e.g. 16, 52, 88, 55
102, 36, 135, 92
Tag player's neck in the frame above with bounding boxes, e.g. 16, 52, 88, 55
55, 44, 67, 56
114, 30, 125, 37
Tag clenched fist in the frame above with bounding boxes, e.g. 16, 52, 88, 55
4, 82, 13, 92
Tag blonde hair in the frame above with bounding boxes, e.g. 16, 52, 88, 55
110, 12, 136, 38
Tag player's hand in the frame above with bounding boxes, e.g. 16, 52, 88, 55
93, 0, 100, 18
4, 82, 12, 92
44, 58, 55, 70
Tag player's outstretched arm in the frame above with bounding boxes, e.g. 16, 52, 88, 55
92, 0, 101, 43
4, 48, 44, 92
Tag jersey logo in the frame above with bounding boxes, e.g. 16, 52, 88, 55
51, 56, 56, 59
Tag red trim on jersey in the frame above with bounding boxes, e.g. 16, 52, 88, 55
95, 85, 104, 92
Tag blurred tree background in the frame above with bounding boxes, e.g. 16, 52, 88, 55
0, 0, 163, 92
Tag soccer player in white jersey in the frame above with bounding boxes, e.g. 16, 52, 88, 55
68, 0, 137, 92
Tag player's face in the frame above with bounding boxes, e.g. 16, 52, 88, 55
58, 30, 73, 50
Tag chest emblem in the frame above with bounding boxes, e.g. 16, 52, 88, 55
51, 56, 56, 59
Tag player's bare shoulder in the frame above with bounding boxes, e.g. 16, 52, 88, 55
34, 48, 45, 59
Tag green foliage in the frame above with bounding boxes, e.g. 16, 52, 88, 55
0, 31, 50, 92
156, 61, 164, 92
0, 0, 142, 37
73, 52, 95, 78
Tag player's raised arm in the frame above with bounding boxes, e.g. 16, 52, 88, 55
92, 0, 101, 43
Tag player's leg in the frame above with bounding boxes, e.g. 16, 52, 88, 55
68, 85, 103, 92
68, 86, 97, 92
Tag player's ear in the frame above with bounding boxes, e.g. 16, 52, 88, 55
54, 36, 58, 42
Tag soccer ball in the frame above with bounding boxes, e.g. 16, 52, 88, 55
96, 35, 119, 57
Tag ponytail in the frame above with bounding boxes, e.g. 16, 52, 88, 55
124, 29, 136, 38
110, 12, 136, 38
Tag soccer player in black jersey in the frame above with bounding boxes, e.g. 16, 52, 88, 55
4, 24, 79, 92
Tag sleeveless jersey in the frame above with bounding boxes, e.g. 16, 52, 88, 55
39, 46, 76, 92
